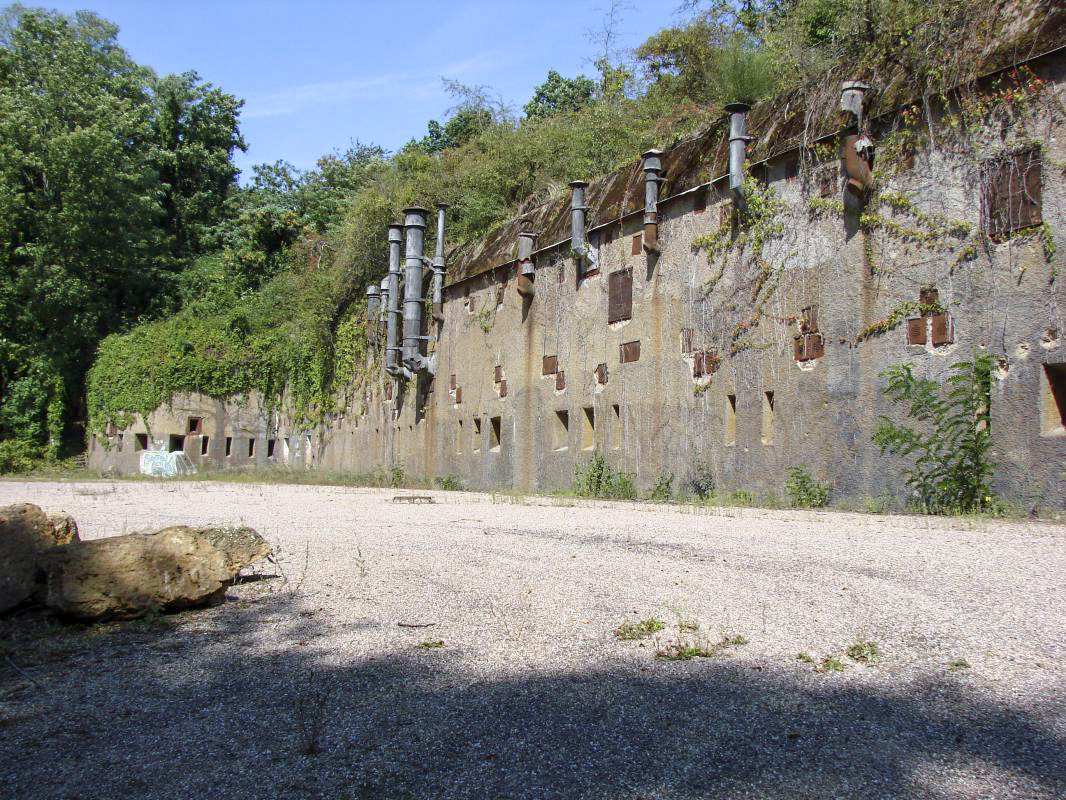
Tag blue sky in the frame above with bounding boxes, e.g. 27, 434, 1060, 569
40, 1, 682, 180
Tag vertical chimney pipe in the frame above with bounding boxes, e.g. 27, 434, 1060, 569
642, 149, 664, 255
385, 224, 406, 377
431, 203, 447, 323
517, 230, 538, 298
366, 284, 380, 343
840, 81, 874, 199
725, 103, 752, 210
569, 180, 589, 274
402, 206, 429, 372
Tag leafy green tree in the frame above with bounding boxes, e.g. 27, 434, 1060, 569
152, 70, 246, 262
873, 353, 998, 514
0, 7, 244, 461
523, 70, 596, 119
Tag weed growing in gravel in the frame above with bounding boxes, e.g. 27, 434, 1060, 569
656, 633, 748, 661
728, 489, 755, 506
678, 619, 700, 633
574, 450, 637, 500
388, 463, 407, 488
686, 458, 715, 500
949, 658, 971, 672
416, 640, 445, 650
434, 475, 464, 491
785, 466, 830, 508
815, 655, 846, 673
647, 472, 675, 503
847, 639, 881, 665
796, 652, 816, 664
293, 681, 330, 756
874, 353, 998, 514
615, 618, 665, 640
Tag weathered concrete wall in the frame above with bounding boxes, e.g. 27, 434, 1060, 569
91, 56, 1066, 510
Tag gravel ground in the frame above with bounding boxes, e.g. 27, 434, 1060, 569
1, 479, 1064, 800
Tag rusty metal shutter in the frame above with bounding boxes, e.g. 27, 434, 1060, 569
454, 386, 461, 404
498, 380, 507, 398
620, 341, 641, 363
608, 269, 633, 324
1018, 150, 1042, 230
680, 328, 693, 354
982, 148, 1041, 236
556, 370, 566, 391
595, 363, 608, 384
542, 355, 558, 375
631, 234, 642, 255
449, 374, 456, 391
906, 318, 927, 346
931, 313, 954, 346
494, 365, 502, 383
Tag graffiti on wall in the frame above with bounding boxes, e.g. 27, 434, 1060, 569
139, 442, 197, 477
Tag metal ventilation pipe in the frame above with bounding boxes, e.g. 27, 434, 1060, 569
430, 203, 447, 323
642, 149, 664, 255
402, 206, 429, 373
725, 103, 753, 210
569, 180, 589, 274
384, 224, 407, 377
840, 81, 873, 198
366, 284, 380, 343
517, 230, 538, 298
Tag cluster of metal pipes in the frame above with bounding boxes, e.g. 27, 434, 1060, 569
363, 84, 871, 381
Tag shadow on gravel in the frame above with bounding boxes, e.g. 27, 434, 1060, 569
2, 593, 1064, 800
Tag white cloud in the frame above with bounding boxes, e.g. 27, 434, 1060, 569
242, 50, 504, 119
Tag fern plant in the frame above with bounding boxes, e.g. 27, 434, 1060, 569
873, 353, 997, 514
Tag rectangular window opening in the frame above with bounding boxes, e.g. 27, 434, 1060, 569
581, 407, 595, 450
725, 394, 737, 447
456, 419, 464, 454
267, 438, 276, 458
473, 418, 482, 452
1041, 363, 1066, 436
611, 404, 621, 450
169, 434, 185, 453
225, 436, 233, 457
761, 391, 775, 445
490, 416, 501, 451
693, 186, 708, 214
187, 417, 202, 435
135, 433, 148, 452
248, 438, 255, 458
554, 410, 569, 451
200, 435, 210, 456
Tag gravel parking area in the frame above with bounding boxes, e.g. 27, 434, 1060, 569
1, 479, 1064, 799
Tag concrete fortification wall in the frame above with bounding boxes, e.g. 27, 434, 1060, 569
91, 51, 1066, 510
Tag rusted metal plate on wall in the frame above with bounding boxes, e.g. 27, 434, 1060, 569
494, 365, 502, 383
454, 386, 461, 404
608, 269, 633, 324
542, 355, 558, 375
450, 373, 456, 391
680, 328, 693, 354
693, 351, 705, 378
906, 317, 927, 346
556, 370, 566, 391
498, 380, 507, 398
595, 363, 608, 384
931, 313, 954, 346
631, 234, 642, 255
620, 341, 641, 364
919, 288, 939, 308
